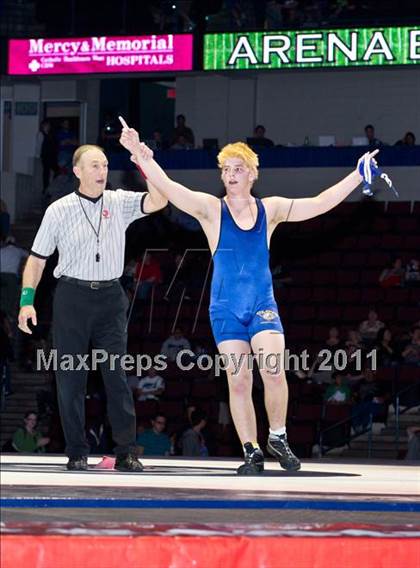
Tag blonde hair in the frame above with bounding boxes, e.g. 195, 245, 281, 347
217, 142, 259, 179
72, 144, 105, 167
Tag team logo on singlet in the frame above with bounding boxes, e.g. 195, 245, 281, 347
256, 309, 278, 321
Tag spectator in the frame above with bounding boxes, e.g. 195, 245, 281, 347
171, 114, 195, 148
55, 119, 78, 169
37, 120, 59, 192
12, 411, 50, 453
375, 327, 400, 367
306, 327, 344, 384
402, 327, 420, 366
136, 414, 172, 456
352, 368, 387, 431
324, 372, 352, 404
0, 200, 10, 241
135, 367, 165, 401
179, 410, 208, 457
161, 327, 191, 362
134, 252, 162, 300
0, 310, 14, 397
325, 326, 343, 351
359, 309, 385, 346
0, 236, 28, 318
150, 129, 169, 150
171, 134, 194, 150
395, 131, 416, 146
345, 329, 362, 352
405, 258, 420, 286
379, 258, 405, 288
405, 426, 420, 460
344, 330, 365, 377
249, 125, 274, 148
364, 124, 383, 148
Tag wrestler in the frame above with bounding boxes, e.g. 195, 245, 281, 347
120, 125, 378, 474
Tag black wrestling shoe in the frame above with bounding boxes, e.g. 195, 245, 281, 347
267, 434, 301, 471
66, 456, 88, 471
237, 442, 264, 475
115, 453, 144, 472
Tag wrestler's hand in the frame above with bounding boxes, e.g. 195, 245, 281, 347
18, 305, 37, 334
119, 126, 142, 155
356, 149, 380, 183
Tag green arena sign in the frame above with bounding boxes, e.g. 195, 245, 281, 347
204, 27, 420, 70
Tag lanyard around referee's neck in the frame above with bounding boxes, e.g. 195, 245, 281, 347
78, 193, 104, 262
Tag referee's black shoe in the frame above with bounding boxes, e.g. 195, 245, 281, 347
267, 434, 301, 471
115, 453, 144, 472
66, 456, 88, 471
237, 442, 264, 475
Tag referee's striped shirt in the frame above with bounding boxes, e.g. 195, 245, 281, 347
31, 189, 148, 280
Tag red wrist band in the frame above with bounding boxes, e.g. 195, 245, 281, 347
135, 164, 147, 180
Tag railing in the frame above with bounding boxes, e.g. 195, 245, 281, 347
318, 405, 374, 457
394, 382, 420, 454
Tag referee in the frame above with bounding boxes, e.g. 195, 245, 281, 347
18, 144, 167, 471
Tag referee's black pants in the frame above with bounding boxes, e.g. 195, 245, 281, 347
53, 279, 136, 457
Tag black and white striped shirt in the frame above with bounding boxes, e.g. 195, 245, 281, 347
31, 189, 147, 280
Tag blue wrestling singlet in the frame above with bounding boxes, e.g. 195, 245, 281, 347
209, 198, 284, 345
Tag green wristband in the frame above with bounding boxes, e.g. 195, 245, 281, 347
20, 287, 35, 307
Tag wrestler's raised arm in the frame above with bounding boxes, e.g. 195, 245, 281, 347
264, 150, 378, 226
120, 126, 217, 221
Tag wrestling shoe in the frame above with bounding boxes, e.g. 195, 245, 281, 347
267, 434, 301, 471
115, 453, 144, 472
237, 442, 264, 475
66, 456, 88, 471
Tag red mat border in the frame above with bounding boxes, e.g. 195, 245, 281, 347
2, 535, 420, 568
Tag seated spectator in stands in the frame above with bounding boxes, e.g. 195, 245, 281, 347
272, 263, 292, 288
171, 134, 194, 150
0, 236, 28, 318
401, 327, 420, 366
359, 309, 385, 346
134, 252, 162, 300
325, 326, 344, 351
179, 410, 208, 457
161, 327, 191, 362
405, 426, 420, 460
375, 327, 400, 367
135, 367, 165, 401
405, 258, 420, 286
345, 329, 362, 352
171, 114, 195, 148
249, 125, 274, 148
352, 368, 387, 431
395, 131, 416, 146
0, 310, 14, 397
324, 373, 352, 404
150, 129, 169, 150
379, 258, 405, 288
12, 411, 50, 453
0, 199, 10, 241
364, 124, 383, 148
136, 414, 172, 456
